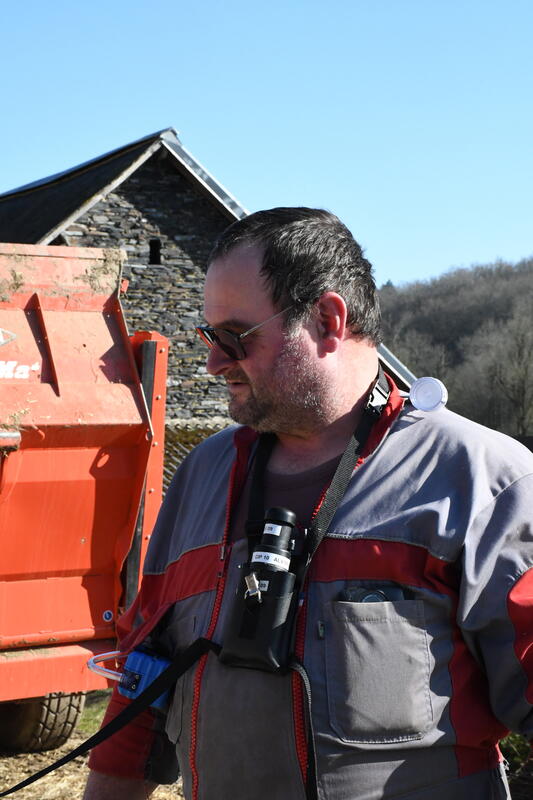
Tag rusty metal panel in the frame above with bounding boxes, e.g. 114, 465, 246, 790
0, 243, 123, 308
0, 641, 114, 700
0, 245, 165, 690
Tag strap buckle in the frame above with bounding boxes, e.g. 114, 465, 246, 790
366, 367, 390, 415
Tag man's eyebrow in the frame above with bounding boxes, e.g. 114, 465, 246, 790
204, 317, 251, 330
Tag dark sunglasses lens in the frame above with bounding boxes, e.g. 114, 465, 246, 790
196, 327, 245, 360
214, 330, 245, 360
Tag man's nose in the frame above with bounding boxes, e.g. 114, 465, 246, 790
206, 343, 236, 375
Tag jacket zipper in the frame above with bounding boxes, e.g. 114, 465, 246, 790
189, 430, 255, 800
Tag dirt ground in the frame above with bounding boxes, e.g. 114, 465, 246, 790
2, 746, 532, 799
0, 692, 184, 800
509, 763, 533, 800
0, 739, 185, 800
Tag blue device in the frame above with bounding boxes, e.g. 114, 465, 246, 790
118, 649, 172, 711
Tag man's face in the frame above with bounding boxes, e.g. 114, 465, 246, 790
203, 245, 333, 435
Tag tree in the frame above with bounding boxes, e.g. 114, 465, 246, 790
489, 297, 533, 436
449, 297, 533, 435
379, 257, 533, 435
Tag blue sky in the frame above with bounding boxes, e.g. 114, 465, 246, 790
1, 0, 531, 287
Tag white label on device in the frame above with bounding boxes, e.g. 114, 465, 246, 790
251, 551, 290, 571
264, 523, 283, 536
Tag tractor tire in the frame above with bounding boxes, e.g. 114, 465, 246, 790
0, 692, 86, 752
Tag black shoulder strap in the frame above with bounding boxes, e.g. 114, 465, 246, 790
245, 432, 276, 559
304, 430, 360, 560
0, 638, 220, 798
306, 366, 389, 561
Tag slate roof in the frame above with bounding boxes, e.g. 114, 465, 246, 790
0, 128, 248, 244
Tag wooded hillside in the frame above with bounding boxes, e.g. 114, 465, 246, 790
379, 257, 533, 437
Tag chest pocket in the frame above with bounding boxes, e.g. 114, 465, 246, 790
324, 598, 433, 743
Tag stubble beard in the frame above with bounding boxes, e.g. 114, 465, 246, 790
226, 333, 334, 435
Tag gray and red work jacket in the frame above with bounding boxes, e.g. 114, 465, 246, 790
90, 380, 533, 800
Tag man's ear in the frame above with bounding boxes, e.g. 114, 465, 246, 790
314, 292, 348, 353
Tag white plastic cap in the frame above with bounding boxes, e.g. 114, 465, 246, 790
409, 377, 448, 412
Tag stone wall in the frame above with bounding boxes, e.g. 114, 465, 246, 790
58, 148, 234, 426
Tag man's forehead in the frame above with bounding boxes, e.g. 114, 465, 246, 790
207, 242, 264, 277
204, 243, 273, 322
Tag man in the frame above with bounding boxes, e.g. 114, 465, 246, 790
84, 208, 533, 800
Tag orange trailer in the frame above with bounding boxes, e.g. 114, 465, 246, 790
0, 243, 168, 751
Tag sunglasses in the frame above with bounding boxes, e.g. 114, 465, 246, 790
195, 306, 292, 361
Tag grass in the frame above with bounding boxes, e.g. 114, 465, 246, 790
76, 690, 111, 739
500, 732, 531, 773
